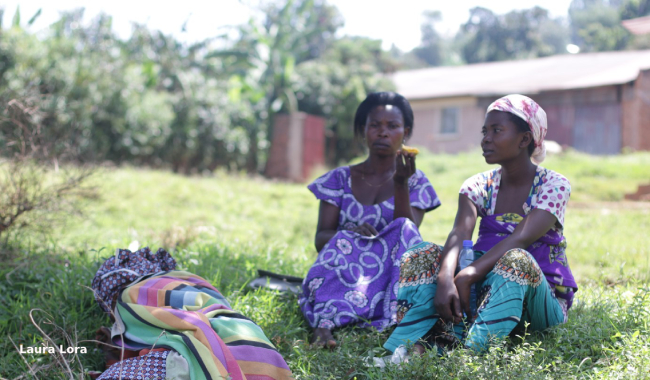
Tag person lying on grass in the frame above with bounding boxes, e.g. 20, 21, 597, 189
91, 247, 293, 380
299, 91, 442, 348
384, 94, 578, 354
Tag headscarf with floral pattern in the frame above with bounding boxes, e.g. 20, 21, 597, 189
486, 94, 548, 163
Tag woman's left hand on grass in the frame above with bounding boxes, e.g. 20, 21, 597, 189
393, 151, 416, 185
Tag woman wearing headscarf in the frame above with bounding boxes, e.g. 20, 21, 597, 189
384, 94, 577, 354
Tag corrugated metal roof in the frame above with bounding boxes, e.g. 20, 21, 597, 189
392, 50, 650, 100
622, 15, 650, 35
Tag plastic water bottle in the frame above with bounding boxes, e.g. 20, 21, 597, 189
458, 240, 477, 318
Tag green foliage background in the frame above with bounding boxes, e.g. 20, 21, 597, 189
2, 0, 649, 173
0, 2, 395, 173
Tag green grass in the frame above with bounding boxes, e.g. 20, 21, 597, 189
1, 150, 649, 379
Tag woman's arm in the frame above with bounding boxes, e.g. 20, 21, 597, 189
392, 152, 426, 226
454, 208, 557, 317
434, 193, 478, 323
314, 200, 341, 252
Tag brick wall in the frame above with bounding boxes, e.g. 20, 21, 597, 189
543, 104, 575, 147
265, 112, 325, 182
622, 69, 650, 151
622, 70, 650, 200
637, 69, 650, 151
409, 96, 484, 153
301, 114, 325, 181
264, 113, 292, 180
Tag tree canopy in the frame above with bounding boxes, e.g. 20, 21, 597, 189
0, 1, 394, 171
0, 0, 646, 173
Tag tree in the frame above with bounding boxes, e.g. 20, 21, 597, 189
6, 9, 132, 162
123, 24, 237, 172
619, 0, 650, 49
0, 12, 95, 240
620, 0, 650, 19
0, 6, 248, 173
0, 0, 407, 173
294, 37, 396, 165
216, 0, 344, 173
459, 6, 568, 63
569, 0, 630, 52
412, 11, 444, 67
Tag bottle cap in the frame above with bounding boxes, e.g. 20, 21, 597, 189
462, 240, 473, 248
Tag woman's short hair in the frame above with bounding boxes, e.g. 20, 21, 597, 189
508, 113, 535, 156
353, 92, 414, 139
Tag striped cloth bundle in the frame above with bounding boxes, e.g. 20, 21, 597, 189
110, 270, 293, 380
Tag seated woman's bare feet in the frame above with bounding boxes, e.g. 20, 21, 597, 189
411, 342, 427, 356
311, 328, 336, 349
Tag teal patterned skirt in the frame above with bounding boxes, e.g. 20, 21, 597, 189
384, 242, 567, 353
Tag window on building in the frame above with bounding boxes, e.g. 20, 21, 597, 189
440, 107, 459, 134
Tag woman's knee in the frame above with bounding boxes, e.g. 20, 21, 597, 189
399, 243, 443, 279
400, 242, 441, 265
500, 248, 540, 266
492, 248, 543, 287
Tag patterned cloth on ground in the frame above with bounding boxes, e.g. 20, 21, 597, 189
299, 166, 441, 330
93, 249, 293, 380
98, 349, 173, 380
92, 247, 177, 313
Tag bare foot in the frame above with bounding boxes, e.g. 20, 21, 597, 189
311, 328, 337, 349
411, 342, 427, 356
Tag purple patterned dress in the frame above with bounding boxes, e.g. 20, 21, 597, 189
299, 166, 441, 331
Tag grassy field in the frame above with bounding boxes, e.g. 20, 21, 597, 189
1, 149, 649, 379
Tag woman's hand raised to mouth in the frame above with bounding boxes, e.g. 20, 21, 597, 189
393, 150, 416, 185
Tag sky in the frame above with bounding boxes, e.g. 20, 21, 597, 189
2, 0, 573, 52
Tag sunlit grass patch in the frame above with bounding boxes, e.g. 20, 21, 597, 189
1, 151, 649, 378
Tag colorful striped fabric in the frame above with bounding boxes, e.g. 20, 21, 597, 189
112, 270, 293, 380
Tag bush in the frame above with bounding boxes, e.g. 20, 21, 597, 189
0, 93, 95, 242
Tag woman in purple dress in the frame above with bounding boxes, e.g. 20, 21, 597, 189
299, 92, 441, 348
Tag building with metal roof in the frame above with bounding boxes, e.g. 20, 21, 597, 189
392, 50, 650, 155
622, 15, 650, 36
